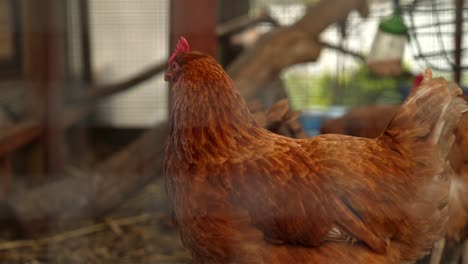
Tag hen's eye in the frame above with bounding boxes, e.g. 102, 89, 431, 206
172, 63, 177, 69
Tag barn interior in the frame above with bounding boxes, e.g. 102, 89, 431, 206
0, 0, 467, 263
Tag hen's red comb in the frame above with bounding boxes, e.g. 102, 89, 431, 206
169, 37, 190, 63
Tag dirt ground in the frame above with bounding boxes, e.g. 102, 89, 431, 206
0, 177, 192, 264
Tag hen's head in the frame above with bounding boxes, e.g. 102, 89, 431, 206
164, 37, 190, 83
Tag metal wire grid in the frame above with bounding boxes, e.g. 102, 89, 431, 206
250, 1, 411, 108
88, 0, 169, 127
251, 0, 468, 109
403, 0, 468, 73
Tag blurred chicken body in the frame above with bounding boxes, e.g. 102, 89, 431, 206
164, 37, 467, 264
321, 102, 468, 259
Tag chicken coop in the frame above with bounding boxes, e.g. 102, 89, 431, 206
0, 0, 467, 263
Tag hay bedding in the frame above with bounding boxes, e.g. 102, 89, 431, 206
0, 178, 191, 264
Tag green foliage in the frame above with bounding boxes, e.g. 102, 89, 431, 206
283, 71, 332, 110
341, 66, 408, 107
283, 65, 413, 110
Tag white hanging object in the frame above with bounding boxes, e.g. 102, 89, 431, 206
367, 9, 408, 76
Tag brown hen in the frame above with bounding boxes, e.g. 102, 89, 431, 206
164, 37, 467, 264
321, 104, 468, 243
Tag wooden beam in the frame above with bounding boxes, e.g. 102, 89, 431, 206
169, 0, 217, 115
0, 122, 42, 158
22, 0, 68, 177
170, 0, 217, 57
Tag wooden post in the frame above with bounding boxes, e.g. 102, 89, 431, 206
169, 0, 218, 57
168, 0, 218, 113
22, 0, 68, 179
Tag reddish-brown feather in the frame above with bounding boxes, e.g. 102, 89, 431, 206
321, 101, 468, 247
164, 46, 467, 263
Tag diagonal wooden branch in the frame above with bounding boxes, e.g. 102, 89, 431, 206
0, 122, 168, 236
216, 10, 279, 38
319, 40, 365, 61
227, 0, 369, 101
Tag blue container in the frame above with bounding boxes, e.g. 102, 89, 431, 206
300, 110, 326, 136
299, 106, 348, 137
326, 105, 347, 119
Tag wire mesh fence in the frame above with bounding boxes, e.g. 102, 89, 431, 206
88, 0, 169, 127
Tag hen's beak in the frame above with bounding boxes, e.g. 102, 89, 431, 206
164, 72, 171, 82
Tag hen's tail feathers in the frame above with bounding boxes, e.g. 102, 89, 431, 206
382, 68, 468, 162
379, 69, 466, 261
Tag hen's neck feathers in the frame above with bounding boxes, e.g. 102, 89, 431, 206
169, 52, 262, 164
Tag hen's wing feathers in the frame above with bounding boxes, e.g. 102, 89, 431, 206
220, 134, 401, 254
